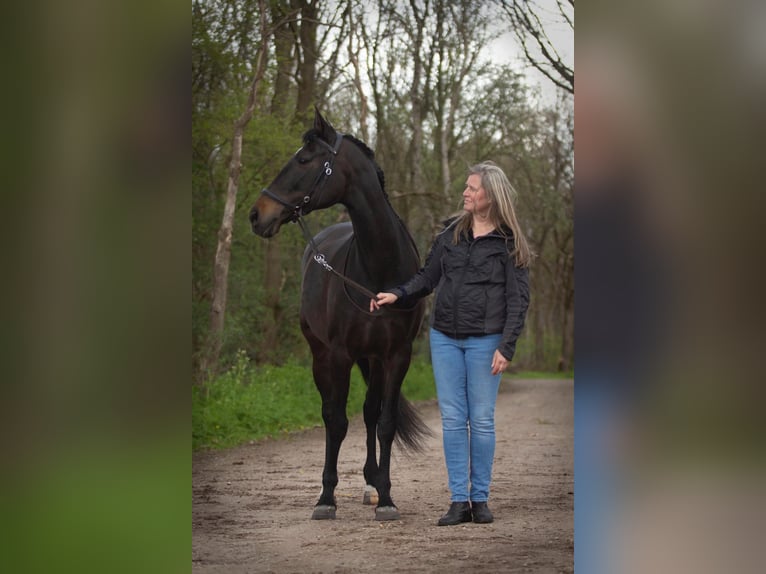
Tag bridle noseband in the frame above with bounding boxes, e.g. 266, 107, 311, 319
260, 132, 344, 223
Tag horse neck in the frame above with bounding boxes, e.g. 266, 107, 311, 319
342, 180, 418, 286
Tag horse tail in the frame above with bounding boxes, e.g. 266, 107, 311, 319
394, 394, 433, 454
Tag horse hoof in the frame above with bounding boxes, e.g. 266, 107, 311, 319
375, 506, 400, 521
311, 505, 337, 520
363, 485, 379, 506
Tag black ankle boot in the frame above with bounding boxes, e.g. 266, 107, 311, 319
437, 501, 472, 526
471, 501, 494, 523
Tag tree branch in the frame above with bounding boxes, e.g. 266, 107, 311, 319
500, 0, 574, 94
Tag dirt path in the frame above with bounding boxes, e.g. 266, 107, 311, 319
192, 378, 573, 573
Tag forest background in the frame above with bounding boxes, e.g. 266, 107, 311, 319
192, 0, 574, 383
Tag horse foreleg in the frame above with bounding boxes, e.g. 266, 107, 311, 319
311, 364, 351, 520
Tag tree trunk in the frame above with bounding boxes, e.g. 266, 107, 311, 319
560, 290, 574, 371
347, 5, 370, 143
294, 0, 318, 122
559, 255, 574, 370
270, 0, 294, 117
405, 0, 430, 233
533, 298, 546, 368
257, 4, 297, 363
261, 238, 285, 363
201, 2, 269, 378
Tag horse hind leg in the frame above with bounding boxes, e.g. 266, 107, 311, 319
372, 354, 415, 522
358, 358, 380, 506
363, 484, 379, 506
373, 441, 401, 518
373, 403, 401, 521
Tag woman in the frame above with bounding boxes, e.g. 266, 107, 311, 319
370, 161, 532, 525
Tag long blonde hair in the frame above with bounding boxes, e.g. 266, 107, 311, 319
451, 161, 534, 267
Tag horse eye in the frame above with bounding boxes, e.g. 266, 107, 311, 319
297, 156, 310, 165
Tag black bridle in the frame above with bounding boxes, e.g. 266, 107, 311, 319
259, 132, 380, 303
260, 132, 344, 222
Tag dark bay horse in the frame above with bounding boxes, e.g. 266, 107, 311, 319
249, 109, 428, 521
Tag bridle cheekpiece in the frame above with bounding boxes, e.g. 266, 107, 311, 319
260, 131, 344, 223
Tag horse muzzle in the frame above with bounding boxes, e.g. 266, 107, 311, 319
249, 203, 280, 238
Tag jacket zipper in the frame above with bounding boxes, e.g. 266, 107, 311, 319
452, 239, 473, 337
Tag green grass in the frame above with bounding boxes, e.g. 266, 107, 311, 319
192, 351, 572, 451
193, 351, 437, 450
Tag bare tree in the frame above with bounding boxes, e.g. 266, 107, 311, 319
294, 0, 319, 122
332, 3, 371, 142
499, 0, 574, 94
356, 1, 411, 222
270, 0, 297, 117
257, 1, 299, 363
201, 0, 270, 377
433, 1, 487, 203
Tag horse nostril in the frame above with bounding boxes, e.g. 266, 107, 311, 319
249, 209, 258, 224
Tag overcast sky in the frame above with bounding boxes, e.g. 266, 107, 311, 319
486, 1, 574, 105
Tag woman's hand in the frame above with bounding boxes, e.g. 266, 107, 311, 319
491, 350, 509, 376
370, 292, 399, 312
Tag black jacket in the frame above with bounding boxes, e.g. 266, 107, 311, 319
391, 222, 530, 361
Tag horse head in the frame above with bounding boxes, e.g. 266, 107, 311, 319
250, 108, 346, 238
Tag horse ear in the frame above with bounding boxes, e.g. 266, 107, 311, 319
313, 106, 336, 142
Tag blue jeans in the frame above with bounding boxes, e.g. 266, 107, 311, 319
429, 328, 503, 503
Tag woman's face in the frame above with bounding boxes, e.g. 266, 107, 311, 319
462, 174, 490, 217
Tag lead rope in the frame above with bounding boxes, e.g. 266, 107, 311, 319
295, 216, 380, 301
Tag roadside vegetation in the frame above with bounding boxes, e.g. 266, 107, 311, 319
193, 350, 571, 450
